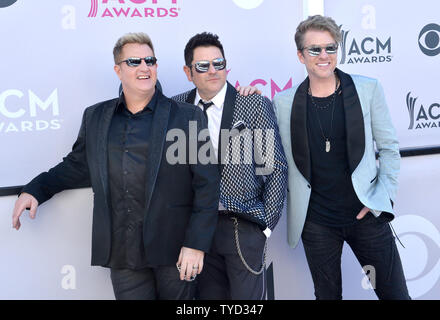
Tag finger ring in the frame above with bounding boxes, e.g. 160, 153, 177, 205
192, 266, 198, 270
188, 274, 197, 282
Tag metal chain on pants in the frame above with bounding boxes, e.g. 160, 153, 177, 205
231, 217, 267, 275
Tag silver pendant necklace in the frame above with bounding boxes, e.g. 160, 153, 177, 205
308, 77, 339, 153
325, 139, 331, 153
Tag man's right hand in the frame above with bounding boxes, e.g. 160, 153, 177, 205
12, 192, 39, 230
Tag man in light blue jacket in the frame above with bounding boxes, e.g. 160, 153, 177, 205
273, 15, 410, 299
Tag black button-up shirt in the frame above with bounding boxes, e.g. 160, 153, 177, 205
106, 91, 157, 269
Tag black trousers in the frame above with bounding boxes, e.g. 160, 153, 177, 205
110, 266, 195, 300
196, 215, 267, 300
301, 213, 410, 300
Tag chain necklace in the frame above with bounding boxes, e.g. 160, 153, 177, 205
308, 77, 339, 153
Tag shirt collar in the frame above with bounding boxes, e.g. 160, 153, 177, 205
117, 89, 158, 114
195, 82, 227, 110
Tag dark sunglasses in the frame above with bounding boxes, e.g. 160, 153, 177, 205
190, 58, 226, 73
118, 56, 157, 67
302, 44, 338, 57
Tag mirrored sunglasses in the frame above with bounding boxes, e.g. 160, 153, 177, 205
303, 44, 338, 57
190, 58, 226, 73
118, 56, 157, 67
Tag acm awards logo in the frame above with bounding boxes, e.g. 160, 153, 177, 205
406, 92, 439, 130
88, 0, 180, 18
339, 26, 392, 65
0, 89, 61, 134
418, 23, 440, 57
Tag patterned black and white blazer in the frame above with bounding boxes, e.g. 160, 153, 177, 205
171, 82, 288, 231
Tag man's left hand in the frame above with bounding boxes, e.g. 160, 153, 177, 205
176, 247, 204, 281
356, 206, 371, 220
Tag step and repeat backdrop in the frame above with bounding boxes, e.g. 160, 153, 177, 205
0, 0, 439, 299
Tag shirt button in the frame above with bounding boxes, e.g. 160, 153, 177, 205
124, 171, 128, 175
126, 190, 129, 193
127, 208, 132, 213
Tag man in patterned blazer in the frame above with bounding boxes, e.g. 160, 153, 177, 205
273, 15, 409, 299
172, 32, 288, 300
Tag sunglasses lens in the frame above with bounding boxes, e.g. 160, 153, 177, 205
307, 47, 321, 56
212, 58, 226, 70
144, 56, 157, 66
126, 58, 141, 66
325, 45, 338, 54
195, 61, 210, 73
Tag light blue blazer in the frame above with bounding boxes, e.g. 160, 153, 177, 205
273, 68, 400, 248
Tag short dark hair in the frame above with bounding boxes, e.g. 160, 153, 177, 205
184, 32, 225, 66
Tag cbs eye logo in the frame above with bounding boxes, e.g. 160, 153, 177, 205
0, 0, 17, 8
418, 23, 440, 56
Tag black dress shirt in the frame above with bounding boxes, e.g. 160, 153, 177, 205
306, 87, 364, 227
106, 91, 157, 269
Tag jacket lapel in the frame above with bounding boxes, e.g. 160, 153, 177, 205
336, 68, 365, 174
144, 91, 171, 213
291, 78, 311, 184
97, 100, 118, 203
185, 88, 197, 105
218, 82, 236, 175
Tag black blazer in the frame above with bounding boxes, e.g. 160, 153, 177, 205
172, 82, 288, 231
22, 90, 220, 267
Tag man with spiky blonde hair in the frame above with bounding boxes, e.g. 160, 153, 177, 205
274, 15, 410, 300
